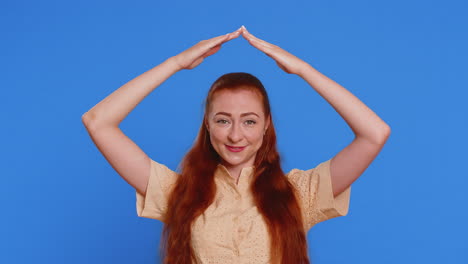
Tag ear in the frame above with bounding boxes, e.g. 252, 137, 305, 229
265, 115, 271, 133
205, 118, 210, 132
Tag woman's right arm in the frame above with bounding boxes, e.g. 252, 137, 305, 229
82, 57, 181, 196
82, 27, 242, 196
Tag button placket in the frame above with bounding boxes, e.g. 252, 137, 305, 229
238, 167, 253, 197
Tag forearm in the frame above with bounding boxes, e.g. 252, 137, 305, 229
82, 56, 181, 130
298, 63, 390, 144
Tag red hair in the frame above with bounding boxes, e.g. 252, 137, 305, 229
160, 72, 310, 264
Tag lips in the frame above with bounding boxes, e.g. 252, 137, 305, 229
226, 145, 246, 152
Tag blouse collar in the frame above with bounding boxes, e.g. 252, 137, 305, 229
215, 164, 256, 189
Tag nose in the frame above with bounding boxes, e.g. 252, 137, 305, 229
227, 122, 243, 143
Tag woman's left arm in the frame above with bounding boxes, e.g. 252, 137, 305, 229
298, 60, 391, 197
240, 26, 391, 197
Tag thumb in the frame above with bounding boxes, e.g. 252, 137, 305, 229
202, 44, 222, 58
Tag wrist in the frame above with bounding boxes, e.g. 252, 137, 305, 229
166, 56, 183, 72
296, 61, 312, 77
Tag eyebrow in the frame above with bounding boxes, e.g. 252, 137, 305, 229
214, 112, 260, 118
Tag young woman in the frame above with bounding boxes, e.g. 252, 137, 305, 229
82, 26, 390, 264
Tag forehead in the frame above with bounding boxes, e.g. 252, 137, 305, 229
210, 89, 263, 114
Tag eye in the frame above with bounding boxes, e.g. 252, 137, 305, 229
216, 119, 229, 124
245, 120, 257, 125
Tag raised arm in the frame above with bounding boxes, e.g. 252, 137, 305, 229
240, 26, 390, 197
81, 57, 180, 196
82, 28, 243, 195
293, 59, 390, 197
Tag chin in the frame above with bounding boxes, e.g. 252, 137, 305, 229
222, 157, 244, 166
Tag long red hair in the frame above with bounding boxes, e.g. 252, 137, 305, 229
160, 72, 309, 264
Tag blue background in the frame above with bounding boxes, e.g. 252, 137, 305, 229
1, 0, 467, 263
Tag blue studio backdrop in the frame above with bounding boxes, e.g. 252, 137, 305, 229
1, 0, 467, 263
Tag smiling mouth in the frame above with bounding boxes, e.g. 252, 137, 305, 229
226, 145, 246, 152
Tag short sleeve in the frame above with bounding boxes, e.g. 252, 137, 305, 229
135, 159, 179, 222
286, 159, 351, 231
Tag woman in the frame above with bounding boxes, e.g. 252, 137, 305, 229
82, 26, 390, 264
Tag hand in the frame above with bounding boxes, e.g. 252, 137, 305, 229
172, 27, 243, 70
240, 26, 308, 75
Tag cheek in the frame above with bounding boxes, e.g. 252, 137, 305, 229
210, 129, 227, 142
246, 131, 264, 142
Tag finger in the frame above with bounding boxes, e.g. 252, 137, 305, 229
245, 33, 272, 49
227, 29, 242, 40
218, 27, 244, 42
202, 45, 222, 58
199, 29, 241, 55
228, 27, 243, 35
242, 32, 270, 49
242, 27, 274, 48
189, 57, 204, 69
219, 29, 241, 42
246, 35, 271, 50
222, 28, 242, 43
196, 33, 229, 54
246, 37, 273, 55
204, 33, 230, 45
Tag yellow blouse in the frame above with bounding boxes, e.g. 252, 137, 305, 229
136, 158, 351, 263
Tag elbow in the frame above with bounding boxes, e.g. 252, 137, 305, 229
377, 124, 391, 144
81, 111, 98, 131
81, 111, 117, 132
81, 112, 91, 126
356, 123, 391, 145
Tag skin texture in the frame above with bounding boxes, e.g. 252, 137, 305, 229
82, 25, 390, 199
239, 26, 391, 197
205, 89, 270, 182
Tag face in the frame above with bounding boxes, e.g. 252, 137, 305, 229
205, 89, 270, 170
